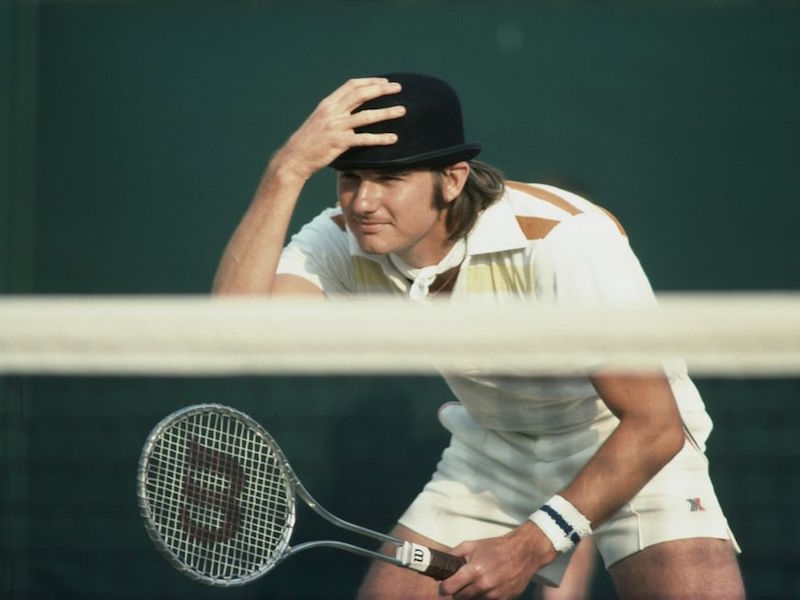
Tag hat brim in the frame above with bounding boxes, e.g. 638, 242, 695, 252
330, 143, 482, 170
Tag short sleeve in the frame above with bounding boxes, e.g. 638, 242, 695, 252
533, 213, 656, 308
276, 207, 354, 295
532, 212, 704, 418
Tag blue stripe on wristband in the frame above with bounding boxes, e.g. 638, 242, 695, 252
540, 504, 581, 545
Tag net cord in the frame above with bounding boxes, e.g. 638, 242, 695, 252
3, 293, 800, 376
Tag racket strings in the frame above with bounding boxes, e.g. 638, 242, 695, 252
144, 409, 293, 582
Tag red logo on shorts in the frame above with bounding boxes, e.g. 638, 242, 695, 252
686, 497, 705, 512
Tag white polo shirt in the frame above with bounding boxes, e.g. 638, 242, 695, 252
277, 182, 711, 441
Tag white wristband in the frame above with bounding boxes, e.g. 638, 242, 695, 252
529, 495, 592, 553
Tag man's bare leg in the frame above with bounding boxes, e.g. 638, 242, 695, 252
609, 538, 744, 600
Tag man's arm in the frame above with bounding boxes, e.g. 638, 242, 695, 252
212, 164, 314, 295
212, 77, 404, 296
564, 371, 686, 523
439, 371, 686, 600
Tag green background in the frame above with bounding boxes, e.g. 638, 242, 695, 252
2, 1, 799, 598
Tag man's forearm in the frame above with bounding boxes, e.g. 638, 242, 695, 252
212, 161, 307, 295
560, 408, 685, 528
525, 373, 685, 552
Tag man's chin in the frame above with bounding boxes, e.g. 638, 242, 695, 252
357, 238, 393, 256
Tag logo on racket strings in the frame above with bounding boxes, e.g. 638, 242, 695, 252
180, 439, 247, 544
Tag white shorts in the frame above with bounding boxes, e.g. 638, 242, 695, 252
398, 403, 739, 586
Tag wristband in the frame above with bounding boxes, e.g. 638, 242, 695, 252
529, 495, 592, 553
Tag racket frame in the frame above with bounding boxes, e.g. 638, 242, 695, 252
137, 403, 412, 587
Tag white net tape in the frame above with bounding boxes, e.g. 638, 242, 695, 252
1, 293, 799, 376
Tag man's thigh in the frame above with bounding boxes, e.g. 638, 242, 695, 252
356, 524, 450, 600
608, 538, 744, 600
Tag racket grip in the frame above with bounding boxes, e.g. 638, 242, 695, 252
396, 541, 466, 580
424, 548, 467, 580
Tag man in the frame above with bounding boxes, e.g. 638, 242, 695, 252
213, 74, 744, 599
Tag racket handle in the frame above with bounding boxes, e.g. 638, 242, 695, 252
396, 541, 466, 580
424, 548, 467, 580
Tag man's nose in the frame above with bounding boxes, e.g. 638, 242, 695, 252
352, 180, 379, 213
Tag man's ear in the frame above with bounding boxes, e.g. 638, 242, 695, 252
440, 162, 471, 202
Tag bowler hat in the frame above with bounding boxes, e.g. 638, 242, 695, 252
330, 73, 482, 170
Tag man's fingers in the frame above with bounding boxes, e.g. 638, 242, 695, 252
341, 80, 402, 112
324, 78, 401, 111
324, 77, 389, 104
438, 553, 475, 598
338, 103, 404, 149
349, 132, 398, 147
451, 582, 481, 600
286, 77, 403, 169
348, 105, 406, 128
440, 574, 476, 600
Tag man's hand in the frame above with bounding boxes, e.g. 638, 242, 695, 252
212, 77, 404, 294
272, 77, 405, 182
439, 522, 557, 600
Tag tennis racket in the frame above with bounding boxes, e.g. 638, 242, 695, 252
137, 403, 465, 587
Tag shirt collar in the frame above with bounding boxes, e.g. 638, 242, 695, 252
464, 192, 528, 255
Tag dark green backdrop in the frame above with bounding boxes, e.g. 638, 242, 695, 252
2, 1, 799, 598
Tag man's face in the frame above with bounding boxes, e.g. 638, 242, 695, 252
336, 168, 451, 268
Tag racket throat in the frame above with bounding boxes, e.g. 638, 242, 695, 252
396, 541, 433, 572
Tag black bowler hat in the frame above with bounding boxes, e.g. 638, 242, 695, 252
330, 73, 482, 170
